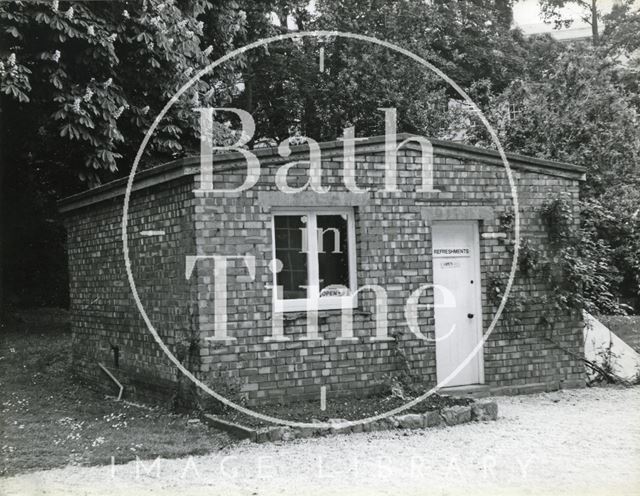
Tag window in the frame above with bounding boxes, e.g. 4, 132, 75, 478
271, 209, 357, 312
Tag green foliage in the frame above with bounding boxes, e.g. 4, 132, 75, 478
465, 43, 640, 196
3, 0, 640, 316
313, 0, 526, 93
498, 210, 515, 232
540, 192, 574, 245
486, 270, 528, 328
0, 0, 261, 309
457, 7, 640, 314
485, 212, 540, 328
517, 238, 540, 278
581, 188, 640, 311
488, 192, 630, 321
0, 0, 247, 185
236, 0, 526, 143
540, 195, 627, 314
1, 0, 527, 178
602, 1, 640, 56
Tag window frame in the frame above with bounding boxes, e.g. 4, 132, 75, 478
271, 207, 357, 313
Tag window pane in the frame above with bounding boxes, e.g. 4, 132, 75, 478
317, 214, 350, 297
274, 215, 308, 299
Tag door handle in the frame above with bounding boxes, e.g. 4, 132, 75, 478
467, 313, 474, 319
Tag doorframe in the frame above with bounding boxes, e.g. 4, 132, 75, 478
431, 219, 485, 385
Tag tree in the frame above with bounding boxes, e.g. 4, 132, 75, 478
231, 0, 528, 143
0, 0, 259, 310
460, 40, 640, 312
582, 187, 640, 311
465, 43, 640, 195
600, 1, 640, 112
601, 0, 640, 56
0, 0, 252, 186
539, 0, 603, 44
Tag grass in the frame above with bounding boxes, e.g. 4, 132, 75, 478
597, 314, 640, 353
0, 308, 233, 478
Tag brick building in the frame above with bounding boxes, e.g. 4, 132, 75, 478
59, 134, 586, 408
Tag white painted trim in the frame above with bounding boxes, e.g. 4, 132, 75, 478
470, 221, 485, 384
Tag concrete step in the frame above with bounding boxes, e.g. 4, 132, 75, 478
439, 384, 492, 399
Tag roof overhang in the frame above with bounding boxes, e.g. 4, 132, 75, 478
58, 134, 586, 214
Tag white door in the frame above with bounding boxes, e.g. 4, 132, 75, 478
431, 221, 484, 386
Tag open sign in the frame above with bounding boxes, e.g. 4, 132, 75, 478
319, 285, 350, 298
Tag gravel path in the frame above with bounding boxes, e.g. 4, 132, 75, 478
2, 386, 639, 495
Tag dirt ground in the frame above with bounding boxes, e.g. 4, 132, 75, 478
1, 386, 638, 496
0, 310, 232, 477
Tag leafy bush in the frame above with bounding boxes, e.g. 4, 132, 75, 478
0, 0, 247, 184
541, 195, 630, 314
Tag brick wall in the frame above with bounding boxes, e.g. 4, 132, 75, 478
64, 178, 199, 405
192, 145, 584, 406
62, 139, 585, 408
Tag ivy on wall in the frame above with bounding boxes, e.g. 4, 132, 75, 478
540, 194, 625, 315
489, 194, 627, 328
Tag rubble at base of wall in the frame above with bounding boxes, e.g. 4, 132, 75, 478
202, 401, 498, 444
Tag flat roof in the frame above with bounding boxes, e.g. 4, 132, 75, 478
59, 133, 586, 213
